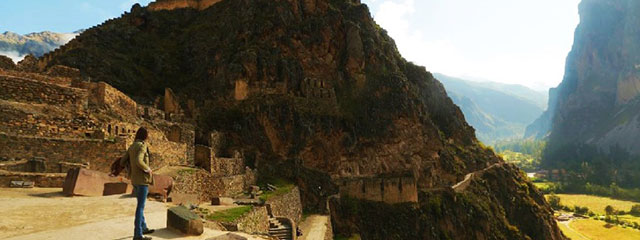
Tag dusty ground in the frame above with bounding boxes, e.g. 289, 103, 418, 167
0, 188, 267, 240
299, 215, 331, 240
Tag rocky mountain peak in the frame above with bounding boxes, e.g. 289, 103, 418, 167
34, 0, 564, 238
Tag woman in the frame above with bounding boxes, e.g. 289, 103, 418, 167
120, 127, 155, 240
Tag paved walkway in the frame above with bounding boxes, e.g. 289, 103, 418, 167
298, 215, 331, 240
0, 188, 265, 240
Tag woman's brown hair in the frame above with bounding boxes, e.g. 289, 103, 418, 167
135, 127, 148, 141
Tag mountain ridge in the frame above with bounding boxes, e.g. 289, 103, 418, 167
27, 0, 564, 238
435, 73, 546, 143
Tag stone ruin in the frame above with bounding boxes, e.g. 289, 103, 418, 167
0, 65, 255, 200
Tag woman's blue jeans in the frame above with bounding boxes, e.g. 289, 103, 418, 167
134, 185, 149, 237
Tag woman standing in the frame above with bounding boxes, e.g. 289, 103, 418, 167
120, 127, 155, 240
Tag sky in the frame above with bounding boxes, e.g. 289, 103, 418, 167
0, 0, 153, 34
0, 0, 580, 91
361, 0, 581, 91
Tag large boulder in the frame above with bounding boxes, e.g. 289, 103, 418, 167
62, 168, 129, 196
167, 206, 203, 235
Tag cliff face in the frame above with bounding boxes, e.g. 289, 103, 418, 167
38, 0, 563, 238
544, 0, 640, 179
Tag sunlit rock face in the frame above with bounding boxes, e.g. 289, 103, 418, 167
39, 0, 564, 238
543, 0, 640, 181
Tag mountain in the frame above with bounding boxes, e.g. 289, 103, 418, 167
542, 0, 640, 187
435, 73, 546, 143
31, 0, 563, 239
0, 31, 79, 63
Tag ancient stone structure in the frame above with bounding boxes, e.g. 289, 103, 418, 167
0, 65, 198, 186
265, 187, 303, 226
148, 0, 223, 11
337, 175, 418, 204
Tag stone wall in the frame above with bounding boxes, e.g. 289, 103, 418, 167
138, 105, 165, 121
337, 176, 418, 204
148, 138, 188, 169
156, 122, 195, 165
215, 155, 245, 177
0, 133, 126, 173
0, 68, 73, 86
0, 100, 101, 138
236, 206, 269, 235
266, 186, 303, 225
148, 0, 223, 11
0, 75, 88, 109
0, 170, 66, 187
85, 82, 137, 117
0, 159, 29, 172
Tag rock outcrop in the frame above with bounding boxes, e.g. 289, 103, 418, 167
540, 0, 640, 187
36, 0, 564, 239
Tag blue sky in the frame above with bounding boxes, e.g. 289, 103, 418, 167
0, 0, 580, 90
0, 0, 152, 34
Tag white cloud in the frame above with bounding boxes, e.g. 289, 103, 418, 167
367, 0, 578, 90
0, 50, 26, 63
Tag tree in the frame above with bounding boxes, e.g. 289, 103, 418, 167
630, 204, 640, 216
605, 205, 615, 216
548, 194, 561, 210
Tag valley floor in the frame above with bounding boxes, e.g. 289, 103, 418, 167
546, 193, 640, 240
0, 188, 266, 240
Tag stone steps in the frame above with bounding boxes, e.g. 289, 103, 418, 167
268, 217, 293, 240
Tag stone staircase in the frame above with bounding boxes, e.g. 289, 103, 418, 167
269, 217, 293, 240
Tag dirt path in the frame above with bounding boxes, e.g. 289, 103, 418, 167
299, 215, 331, 240
0, 188, 265, 240
452, 163, 502, 192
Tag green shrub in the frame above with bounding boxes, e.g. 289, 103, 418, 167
548, 194, 561, 210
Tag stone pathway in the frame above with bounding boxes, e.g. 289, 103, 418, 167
298, 215, 331, 240
0, 188, 266, 240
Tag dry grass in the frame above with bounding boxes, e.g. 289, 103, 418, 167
557, 221, 589, 240
569, 218, 640, 240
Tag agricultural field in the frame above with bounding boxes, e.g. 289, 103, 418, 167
548, 194, 640, 239
552, 194, 638, 215
564, 218, 640, 240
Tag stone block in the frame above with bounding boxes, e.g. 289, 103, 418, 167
22, 181, 34, 188
167, 206, 204, 235
103, 182, 133, 196
211, 197, 234, 206
62, 168, 128, 196
149, 174, 173, 201
10, 181, 23, 188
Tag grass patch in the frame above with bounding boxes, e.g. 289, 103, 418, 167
205, 206, 253, 222
258, 177, 295, 201
569, 218, 640, 240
